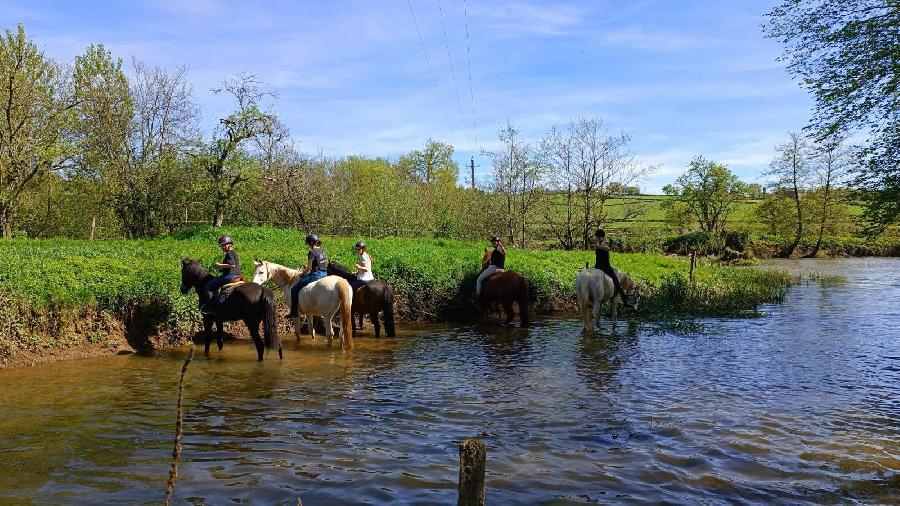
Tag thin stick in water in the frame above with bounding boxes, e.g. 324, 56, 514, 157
164, 347, 194, 505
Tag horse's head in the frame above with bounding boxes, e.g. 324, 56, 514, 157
252, 259, 271, 285
619, 272, 642, 310
327, 261, 357, 281
180, 258, 206, 294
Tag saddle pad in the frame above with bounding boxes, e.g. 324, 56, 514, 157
216, 284, 239, 306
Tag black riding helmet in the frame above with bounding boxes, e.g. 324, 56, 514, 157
305, 233, 320, 246
218, 235, 233, 246
594, 229, 605, 238
490, 234, 501, 242
355, 241, 366, 249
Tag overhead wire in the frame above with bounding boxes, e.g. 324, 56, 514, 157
407, 0, 459, 149
436, 0, 468, 148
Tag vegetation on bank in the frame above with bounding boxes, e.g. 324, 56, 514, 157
0, 227, 792, 362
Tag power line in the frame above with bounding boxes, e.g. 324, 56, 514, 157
407, 0, 457, 148
463, 0, 479, 151
436, 0, 467, 147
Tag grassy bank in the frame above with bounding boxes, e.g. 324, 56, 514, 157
0, 226, 791, 364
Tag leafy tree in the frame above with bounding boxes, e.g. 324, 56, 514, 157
0, 24, 77, 236
766, 132, 812, 257
808, 137, 853, 256
662, 199, 694, 234
754, 191, 796, 236
195, 74, 278, 227
764, 1, 900, 233
663, 156, 747, 235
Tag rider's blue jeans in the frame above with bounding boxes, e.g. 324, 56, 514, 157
203, 274, 238, 307
289, 271, 326, 316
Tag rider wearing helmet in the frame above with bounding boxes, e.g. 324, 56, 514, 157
352, 241, 375, 291
201, 235, 241, 314
286, 234, 329, 319
476, 234, 506, 298
594, 228, 632, 308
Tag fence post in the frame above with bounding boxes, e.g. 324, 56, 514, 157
458, 439, 485, 506
89, 216, 97, 241
689, 251, 696, 282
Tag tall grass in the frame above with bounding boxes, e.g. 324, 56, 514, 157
0, 226, 791, 358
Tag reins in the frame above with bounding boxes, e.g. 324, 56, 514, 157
262, 262, 295, 291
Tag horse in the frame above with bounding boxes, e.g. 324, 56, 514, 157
575, 267, 642, 331
251, 260, 354, 350
326, 261, 396, 338
179, 259, 283, 360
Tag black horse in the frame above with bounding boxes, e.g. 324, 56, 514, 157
327, 261, 396, 338
180, 259, 283, 360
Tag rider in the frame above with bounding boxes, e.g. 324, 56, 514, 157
201, 235, 241, 314
352, 241, 375, 291
476, 234, 506, 298
594, 228, 632, 308
285, 234, 328, 319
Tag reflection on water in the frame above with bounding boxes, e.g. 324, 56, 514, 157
0, 258, 898, 504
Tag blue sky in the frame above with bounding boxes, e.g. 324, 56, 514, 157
3, 0, 812, 192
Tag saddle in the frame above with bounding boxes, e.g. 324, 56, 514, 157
213, 275, 246, 306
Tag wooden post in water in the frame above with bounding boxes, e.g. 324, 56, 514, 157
458, 439, 486, 506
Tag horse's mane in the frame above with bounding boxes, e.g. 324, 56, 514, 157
182, 259, 211, 281
328, 261, 358, 281
261, 260, 304, 283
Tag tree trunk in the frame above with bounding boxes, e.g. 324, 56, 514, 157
783, 152, 803, 258
808, 182, 831, 258
0, 205, 11, 237
213, 200, 225, 227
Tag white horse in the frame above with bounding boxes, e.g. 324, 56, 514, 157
252, 260, 354, 350
576, 268, 642, 330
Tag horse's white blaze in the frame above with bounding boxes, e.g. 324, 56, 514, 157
251, 260, 354, 349
576, 268, 640, 331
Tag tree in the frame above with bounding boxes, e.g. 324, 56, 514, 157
487, 121, 543, 247
662, 199, 694, 234
754, 189, 796, 236
196, 74, 278, 227
397, 139, 460, 235
540, 116, 650, 249
764, 1, 900, 233
766, 132, 812, 257
111, 61, 197, 237
664, 156, 747, 235
808, 137, 854, 256
0, 24, 77, 236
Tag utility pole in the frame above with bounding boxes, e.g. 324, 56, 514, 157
469, 156, 476, 190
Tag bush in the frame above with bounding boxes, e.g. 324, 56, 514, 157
662, 232, 718, 255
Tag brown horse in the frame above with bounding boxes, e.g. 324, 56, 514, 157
327, 261, 396, 338
478, 267, 530, 326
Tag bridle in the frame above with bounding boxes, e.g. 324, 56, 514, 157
259, 261, 293, 291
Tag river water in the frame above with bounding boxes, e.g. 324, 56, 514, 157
0, 258, 898, 504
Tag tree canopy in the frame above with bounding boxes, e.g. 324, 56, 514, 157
764, 0, 900, 232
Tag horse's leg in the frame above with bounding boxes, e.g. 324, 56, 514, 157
307, 316, 317, 341
203, 316, 213, 355
611, 300, 618, 325
324, 310, 337, 347
245, 318, 264, 361
371, 311, 381, 338
502, 300, 515, 325
216, 320, 224, 351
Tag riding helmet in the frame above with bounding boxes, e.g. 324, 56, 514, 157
490, 234, 501, 242
218, 235, 233, 246
305, 233, 320, 246
594, 228, 606, 238
355, 241, 366, 249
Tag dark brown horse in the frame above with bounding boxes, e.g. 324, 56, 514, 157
327, 261, 396, 338
180, 259, 283, 360
479, 269, 531, 326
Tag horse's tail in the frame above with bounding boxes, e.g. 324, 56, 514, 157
381, 285, 396, 337
262, 288, 283, 357
519, 276, 531, 326
338, 280, 354, 350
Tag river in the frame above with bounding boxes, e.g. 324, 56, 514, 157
0, 258, 897, 504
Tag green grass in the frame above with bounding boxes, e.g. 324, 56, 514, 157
0, 226, 792, 358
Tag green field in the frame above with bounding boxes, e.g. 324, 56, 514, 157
0, 226, 792, 361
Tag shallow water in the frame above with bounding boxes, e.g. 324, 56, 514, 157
0, 258, 898, 504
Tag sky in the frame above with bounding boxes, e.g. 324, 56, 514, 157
2, 0, 813, 192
